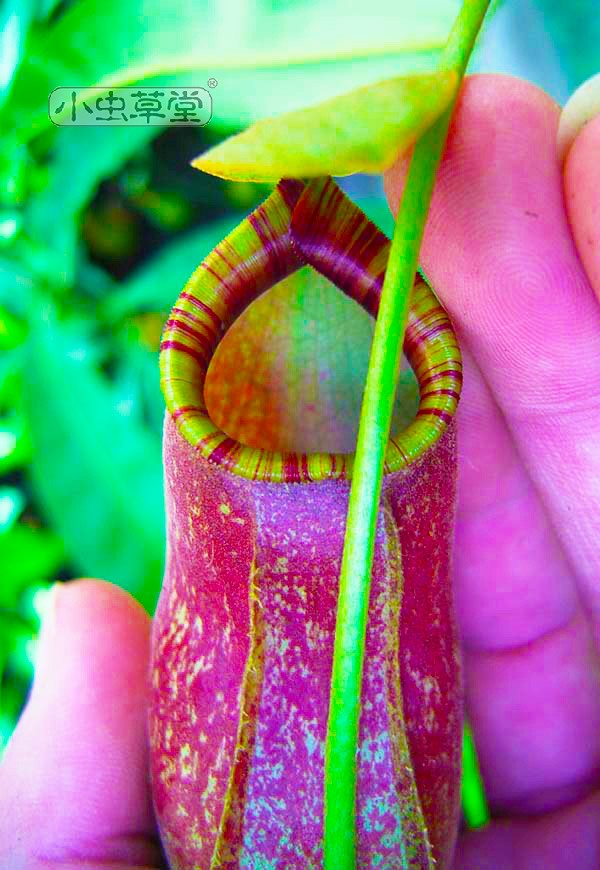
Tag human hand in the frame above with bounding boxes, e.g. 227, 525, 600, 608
384, 73, 600, 867
0, 579, 162, 869
1, 74, 599, 870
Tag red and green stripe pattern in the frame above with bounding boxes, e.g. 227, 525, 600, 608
160, 177, 461, 483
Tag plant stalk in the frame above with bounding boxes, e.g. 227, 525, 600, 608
323, 1, 491, 866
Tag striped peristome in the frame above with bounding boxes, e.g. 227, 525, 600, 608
151, 176, 463, 869
160, 177, 462, 483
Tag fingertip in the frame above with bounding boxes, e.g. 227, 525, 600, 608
563, 112, 600, 300
56, 576, 152, 627
31, 577, 151, 698
0, 579, 157, 866
59, 577, 152, 657
384, 73, 560, 216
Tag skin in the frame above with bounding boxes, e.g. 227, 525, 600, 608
0, 74, 599, 869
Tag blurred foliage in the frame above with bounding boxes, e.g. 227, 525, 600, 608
191, 70, 458, 180
0, 0, 595, 831
520, 0, 600, 96
3, 0, 462, 138
0, 0, 465, 753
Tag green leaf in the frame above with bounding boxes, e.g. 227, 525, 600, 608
2, 0, 460, 139
23, 300, 165, 612
27, 124, 159, 285
0, 237, 66, 304
0, 140, 27, 207
0, 680, 30, 754
0, 254, 33, 316
0, 417, 31, 474
192, 71, 458, 181
0, 0, 35, 109
102, 192, 393, 323
7, 630, 36, 680
0, 349, 23, 408
0, 525, 64, 608
115, 338, 165, 438
100, 213, 244, 321
0, 305, 26, 350
37, 0, 74, 20
0, 486, 25, 533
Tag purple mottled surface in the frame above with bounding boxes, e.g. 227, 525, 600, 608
149, 414, 462, 868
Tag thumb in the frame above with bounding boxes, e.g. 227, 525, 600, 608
0, 579, 162, 869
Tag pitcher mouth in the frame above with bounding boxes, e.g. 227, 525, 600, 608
160, 179, 462, 484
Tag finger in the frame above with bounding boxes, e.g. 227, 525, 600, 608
386, 74, 600, 626
384, 74, 600, 813
465, 608, 600, 815
455, 790, 600, 869
0, 579, 161, 869
563, 113, 600, 301
454, 350, 600, 815
454, 344, 578, 653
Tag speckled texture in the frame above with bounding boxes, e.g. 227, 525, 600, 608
149, 414, 461, 869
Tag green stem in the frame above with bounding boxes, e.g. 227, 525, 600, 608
461, 720, 490, 829
323, 1, 491, 866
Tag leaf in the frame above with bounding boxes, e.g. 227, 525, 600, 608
116, 338, 165, 438
100, 214, 244, 321
0, 254, 33, 316
1, 0, 460, 139
0, 140, 27, 207
0, 305, 26, 350
1, 681, 31, 753
0, 486, 25, 533
0, 0, 35, 109
0, 525, 64, 609
192, 71, 458, 181
0, 349, 23, 408
0, 417, 31, 474
101, 191, 395, 324
23, 300, 165, 612
28, 123, 160, 285
204, 51, 443, 131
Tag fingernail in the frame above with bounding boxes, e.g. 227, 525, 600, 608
557, 72, 600, 163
